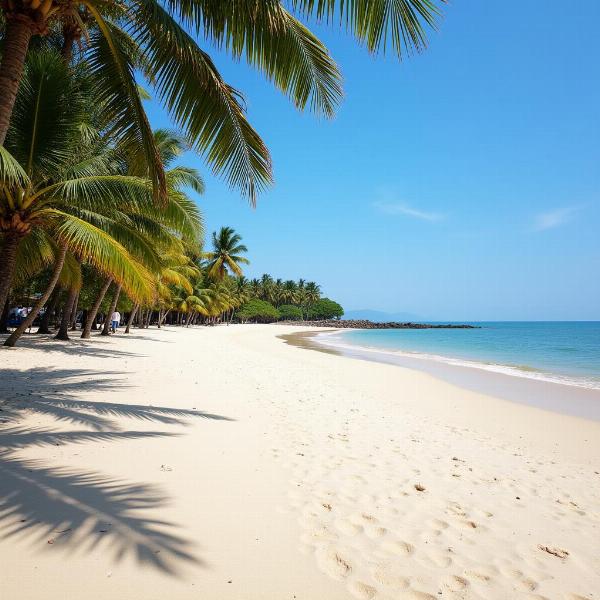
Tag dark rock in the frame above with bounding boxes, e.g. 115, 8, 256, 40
277, 319, 479, 329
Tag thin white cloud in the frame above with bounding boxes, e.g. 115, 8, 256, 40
532, 206, 580, 231
373, 201, 444, 222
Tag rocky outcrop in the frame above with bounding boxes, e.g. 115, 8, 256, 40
277, 320, 479, 329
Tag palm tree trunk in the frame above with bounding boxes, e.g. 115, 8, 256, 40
158, 309, 170, 327
36, 289, 60, 333
61, 23, 78, 63
4, 243, 68, 347
0, 298, 9, 333
0, 231, 21, 319
125, 303, 139, 333
69, 290, 80, 330
81, 278, 112, 339
54, 286, 78, 340
0, 17, 34, 145
101, 283, 122, 336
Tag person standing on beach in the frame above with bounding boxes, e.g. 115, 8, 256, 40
110, 310, 121, 334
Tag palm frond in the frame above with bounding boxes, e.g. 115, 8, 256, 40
167, 166, 205, 195
291, 0, 445, 57
37, 174, 152, 211
47, 209, 154, 302
82, 7, 166, 200
6, 49, 87, 179
128, 0, 272, 205
158, 190, 204, 244
11, 229, 56, 286
58, 251, 83, 290
168, 1, 342, 117
0, 145, 30, 189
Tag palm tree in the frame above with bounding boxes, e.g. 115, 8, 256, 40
304, 281, 321, 318
234, 276, 251, 305
249, 278, 262, 299
1, 51, 158, 345
54, 254, 82, 340
0, 1, 445, 202
204, 227, 249, 280
271, 278, 284, 307
259, 274, 274, 302
282, 280, 299, 305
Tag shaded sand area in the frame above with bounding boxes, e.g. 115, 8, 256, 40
1, 325, 599, 599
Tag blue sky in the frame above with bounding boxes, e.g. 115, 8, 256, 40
145, 1, 600, 321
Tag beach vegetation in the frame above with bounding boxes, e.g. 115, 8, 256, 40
277, 305, 303, 321
306, 298, 344, 320
236, 298, 280, 323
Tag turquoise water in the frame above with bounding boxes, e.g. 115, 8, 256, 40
324, 322, 600, 389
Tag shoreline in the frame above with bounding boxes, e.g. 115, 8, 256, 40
2, 325, 599, 599
280, 329, 600, 421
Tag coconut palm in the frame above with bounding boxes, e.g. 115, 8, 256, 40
282, 280, 299, 305
303, 280, 321, 317
259, 274, 274, 302
1, 51, 160, 346
248, 278, 262, 299
234, 276, 251, 306
0, 1, 445, 202
204, 227, 249, 280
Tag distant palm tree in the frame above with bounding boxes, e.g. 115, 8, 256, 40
260, 273, 274, 302
304, 281, 321, 318
282, 280, 299, 304
249, 278, 262, 299
271, 278, 284, 306
234, 277, 251, 303
204, 227, 249, 280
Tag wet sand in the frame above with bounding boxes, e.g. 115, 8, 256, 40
281, 329, 600, 421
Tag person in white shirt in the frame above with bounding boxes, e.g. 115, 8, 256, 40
110, 311, 121, 333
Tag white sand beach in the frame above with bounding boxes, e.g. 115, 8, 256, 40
1, 325, 599, 600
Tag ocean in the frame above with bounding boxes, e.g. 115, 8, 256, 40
318, 322, 600, 390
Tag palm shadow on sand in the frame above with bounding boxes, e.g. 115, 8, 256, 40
0, 366, 234, 575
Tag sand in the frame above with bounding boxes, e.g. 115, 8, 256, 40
1, 324, 599, 600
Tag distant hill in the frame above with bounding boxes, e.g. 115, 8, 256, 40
342, 309, 424, 323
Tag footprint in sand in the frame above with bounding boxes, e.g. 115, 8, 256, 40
364, 525, 388, 539
380, 539, 414, 556
418, 549, 453, 568
441, 575, 469, 592
334, 518, 363, 536
315, 546, 353, 580
463, 566, 497, 584
517, 577, 538, 592
350, 512, 379, 526
302, 525, 338, 545
348, 581, 377, 600
426, 518, 449, 530
371, 563, 410, 589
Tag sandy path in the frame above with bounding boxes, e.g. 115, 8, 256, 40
1, 325, 599, 599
